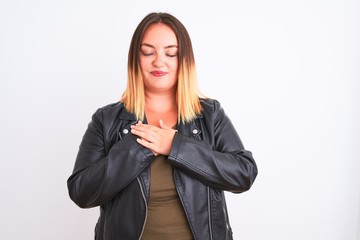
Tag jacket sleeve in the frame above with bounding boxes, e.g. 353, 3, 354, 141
67, 108, 154, 208
168, 100, 257, 193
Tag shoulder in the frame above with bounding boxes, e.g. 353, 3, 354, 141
199, 98, 223, 115
92, 101, 124, 116
90, 102, 136, 136
199, 98, 230, 126
99, 101, 125, 111
92, 101, 135, 122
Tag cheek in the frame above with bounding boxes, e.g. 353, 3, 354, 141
170, 59, 179, 72
139, 58, 147, 70
139, 56, 153, 69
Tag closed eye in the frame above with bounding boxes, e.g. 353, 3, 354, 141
141, 51, 154, 56
166, 53, 177, 57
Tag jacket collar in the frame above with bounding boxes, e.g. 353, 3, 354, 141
119, 107, 138, 121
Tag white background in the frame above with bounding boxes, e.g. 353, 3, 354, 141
0, 1, 359, 239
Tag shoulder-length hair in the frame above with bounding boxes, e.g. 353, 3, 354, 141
121, 12, 203, 123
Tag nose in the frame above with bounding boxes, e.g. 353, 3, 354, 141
152, 52, 164, 67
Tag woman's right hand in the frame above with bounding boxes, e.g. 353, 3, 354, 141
130, 120, 177, 156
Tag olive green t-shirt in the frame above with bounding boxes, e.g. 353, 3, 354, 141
141, 155, 193, 240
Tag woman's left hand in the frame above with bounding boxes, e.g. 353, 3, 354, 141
130, 120, 177, 156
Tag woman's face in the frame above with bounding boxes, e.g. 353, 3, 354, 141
139, 23, 179, 94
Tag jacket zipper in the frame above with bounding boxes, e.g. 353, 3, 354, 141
137, 177, 148, 240
174, 172, 197, 240
197, 121, 213, 239
207, 186, 213, 240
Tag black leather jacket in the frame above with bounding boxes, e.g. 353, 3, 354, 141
67, 98, 257, 240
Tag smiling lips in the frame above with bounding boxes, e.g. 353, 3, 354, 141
151, 71, 167, 77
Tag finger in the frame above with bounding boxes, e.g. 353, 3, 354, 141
136, 138, 159, 156
132, 123, 160, 133
136, 137, 149, 147
131, 124, 152, 133
131, 129, 157, 143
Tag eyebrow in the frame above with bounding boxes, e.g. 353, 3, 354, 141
141, 43, 178, 49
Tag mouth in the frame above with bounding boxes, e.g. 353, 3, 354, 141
151, 71, 167, 77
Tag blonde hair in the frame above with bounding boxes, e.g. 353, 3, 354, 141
121, 12, 203, 123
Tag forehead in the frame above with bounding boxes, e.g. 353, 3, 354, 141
141, 23, 178, 46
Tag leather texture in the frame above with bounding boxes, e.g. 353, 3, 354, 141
67, 98, 258, 240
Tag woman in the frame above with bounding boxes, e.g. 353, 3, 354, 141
67, 12, 257, 240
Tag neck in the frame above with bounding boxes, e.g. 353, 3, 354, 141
144, 91, 178, 126
145, 91, 177, 113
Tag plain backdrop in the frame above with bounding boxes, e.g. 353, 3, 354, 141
0, 1, 359, 239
